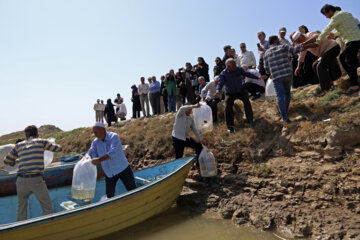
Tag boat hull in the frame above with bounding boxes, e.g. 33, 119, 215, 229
0, 156, 194, 240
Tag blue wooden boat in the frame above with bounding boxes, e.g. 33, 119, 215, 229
0, 156, 195, 240
0, 155, 104, 197
0, 145, 128, 197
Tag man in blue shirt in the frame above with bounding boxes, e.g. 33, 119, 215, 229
86, 122, 136, 198
149, 76, 161, 115
215, 59, 266, 133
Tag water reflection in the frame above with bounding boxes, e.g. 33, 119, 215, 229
96, 207, 278, 240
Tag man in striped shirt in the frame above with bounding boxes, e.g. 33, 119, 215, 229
4, 125, 63, 221
263, 36, 305, 122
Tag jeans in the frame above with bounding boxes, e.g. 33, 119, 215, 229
168, 95, 177, 112
273, 75, 293, 120
105, 165, 136, 198
340, 40, 360, 87
224, 88, 253, 127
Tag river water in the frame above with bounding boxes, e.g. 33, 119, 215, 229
97, 207, 278, 240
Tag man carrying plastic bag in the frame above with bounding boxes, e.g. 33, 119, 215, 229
172, 103, 207, 167
82, 122, 136, 198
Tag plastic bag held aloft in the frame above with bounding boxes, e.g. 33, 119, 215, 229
265, 78, 276, 99
0, 144, 18, 172
44, 138, 55, 168
71, 155, 97, 202
193, 102, 213, 134
199, 146, 217, 177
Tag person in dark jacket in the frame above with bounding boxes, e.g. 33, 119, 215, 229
104, 99, 117, 127
222, 45, 232, 68
182, 63, 196, 104
213, 57, 224, 76
160, 75, 168, 113
176, 72, 187, 106
215, 59, 266, 133
194, 57, 210, 82
131, 85, 141, 118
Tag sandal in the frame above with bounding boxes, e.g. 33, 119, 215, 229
345, 87, 360, 95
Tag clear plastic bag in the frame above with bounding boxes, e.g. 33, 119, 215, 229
193, 102, 213, 134
265, 78, 276, 99
198, 146, 217, 177
0, 144, 18, 172
71, 155, 97, 202
44, 138, 55, 168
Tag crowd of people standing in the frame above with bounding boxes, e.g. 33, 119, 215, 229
94, 4, 360, 133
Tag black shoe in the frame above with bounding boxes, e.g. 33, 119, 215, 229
227, 127, 235, 133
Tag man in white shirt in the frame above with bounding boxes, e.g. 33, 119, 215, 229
116, 98, 127, 121
242, 65, 265, 100
172, 104, 206, 167
138, 77, 150, 117
236, 43, 256, 69
99, 100, 105, 123
201, 76, 221, 123
93, 99, 102, 122
148, 77, 154, 115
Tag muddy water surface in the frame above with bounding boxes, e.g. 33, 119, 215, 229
97, 207, 278, 240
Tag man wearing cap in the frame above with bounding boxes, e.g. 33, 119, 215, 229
85, 122, 136, 198
279, 27, 292, 46
222, 45, 233, 68
292, 31, 341, 92
4, 125, 63, 220
236, 43, 256, 69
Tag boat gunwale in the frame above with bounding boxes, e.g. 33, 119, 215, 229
0, 156, 195, 233
0, 162, 78, 180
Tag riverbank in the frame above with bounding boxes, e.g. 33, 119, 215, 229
1, 75, 359, 239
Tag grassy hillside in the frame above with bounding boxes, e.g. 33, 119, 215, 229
1, 73, 359, 239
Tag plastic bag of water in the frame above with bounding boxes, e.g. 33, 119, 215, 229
193, 102, 213, 134
265, 78, 276, 100
199, 146, 217, 177
71, 155, 97, 202
44, 138, 56, 168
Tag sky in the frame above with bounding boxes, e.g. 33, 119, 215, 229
0, 0, 359, 136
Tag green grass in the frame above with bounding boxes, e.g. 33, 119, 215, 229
319, 88, 344, 107
293, 89, 309, 101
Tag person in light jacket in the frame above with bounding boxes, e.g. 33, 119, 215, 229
172, 103, 206, 166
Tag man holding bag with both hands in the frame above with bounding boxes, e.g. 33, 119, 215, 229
172, 103, 207, 167
81, 122, 136, 198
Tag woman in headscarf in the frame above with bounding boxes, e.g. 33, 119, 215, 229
213, 57, 224, 77
131, 85, 141, 118
194, 57, 210, 82
176, 71, 186, 107
104, 99, 117, 127
183, 62, 196, 104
